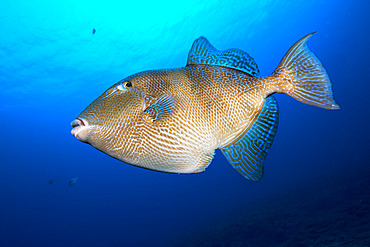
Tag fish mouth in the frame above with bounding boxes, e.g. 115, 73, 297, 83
71, 118, 90, 143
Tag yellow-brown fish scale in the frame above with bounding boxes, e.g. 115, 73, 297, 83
129, 64, 271, 173
79, 64, 281, 173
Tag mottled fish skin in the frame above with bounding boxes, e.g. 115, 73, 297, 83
71, 33, 339, 180
76, 65, 266, 173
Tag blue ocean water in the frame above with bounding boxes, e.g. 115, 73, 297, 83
0, 0, 369, 246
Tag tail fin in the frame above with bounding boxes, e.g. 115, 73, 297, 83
274, 33, 339, 109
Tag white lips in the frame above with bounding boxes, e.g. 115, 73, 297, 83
71, 118, 90, 142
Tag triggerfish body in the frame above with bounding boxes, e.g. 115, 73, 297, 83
71, 33, 339, 181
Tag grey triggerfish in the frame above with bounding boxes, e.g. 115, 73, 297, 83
71, 33, 339, 181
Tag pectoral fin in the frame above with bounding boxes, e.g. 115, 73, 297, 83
221, 96, 279, 181
144, 95, 175, 121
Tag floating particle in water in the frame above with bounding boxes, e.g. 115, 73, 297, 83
48, 179, 55, 184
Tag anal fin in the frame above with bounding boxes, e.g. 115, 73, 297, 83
221, 96, 279, 181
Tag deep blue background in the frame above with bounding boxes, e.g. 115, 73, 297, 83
0, 1, 369, 246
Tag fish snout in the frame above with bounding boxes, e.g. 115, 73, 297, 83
71, 118, 90, 143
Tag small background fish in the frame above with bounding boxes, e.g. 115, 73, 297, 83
68, 177, 79, 186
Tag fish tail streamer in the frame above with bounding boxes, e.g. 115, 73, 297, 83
272, 33, 339, 110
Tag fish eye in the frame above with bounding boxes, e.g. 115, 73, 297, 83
125, 81, 132, 88
117, 81, 133, 91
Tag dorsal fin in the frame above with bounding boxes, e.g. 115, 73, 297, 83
221, 96, 279, 181
187, 37, 260, 77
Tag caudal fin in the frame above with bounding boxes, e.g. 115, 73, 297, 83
274, 33, 339, 109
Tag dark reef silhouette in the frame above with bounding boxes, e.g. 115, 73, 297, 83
174, 165, 370, 247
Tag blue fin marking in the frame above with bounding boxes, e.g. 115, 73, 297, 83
187, 37, 260, 77
144, 95, 175, 121
221, 96, 279, 181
